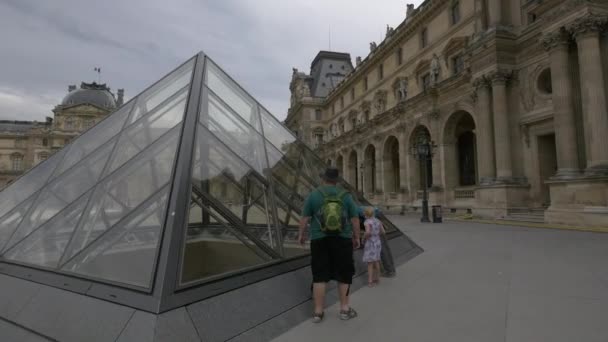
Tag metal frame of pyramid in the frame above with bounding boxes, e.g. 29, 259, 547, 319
0, 52, 421, 314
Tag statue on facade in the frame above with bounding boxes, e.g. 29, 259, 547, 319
356, 56, 362, 66
396, 77, 408, 102
386, 25, 395, 38
430, 54, 440, 86
406, 4, 415, 18
370, 41, 377, 52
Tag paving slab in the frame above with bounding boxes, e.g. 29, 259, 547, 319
273, 216, 608, 342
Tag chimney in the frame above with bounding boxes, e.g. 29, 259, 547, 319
68, 85, 76, 92
117, 89, 124, 107
45, 117, 53, 124
356, 56, 362, 66
406, 4, 415, 18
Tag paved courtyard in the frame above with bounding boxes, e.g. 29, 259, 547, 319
274, 216, 608, 342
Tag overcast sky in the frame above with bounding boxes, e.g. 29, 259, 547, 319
0, 0, 424, 121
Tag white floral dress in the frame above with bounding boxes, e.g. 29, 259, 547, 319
362, 218, 382, 263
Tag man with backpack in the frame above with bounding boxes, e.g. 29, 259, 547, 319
298, 167, 360, 323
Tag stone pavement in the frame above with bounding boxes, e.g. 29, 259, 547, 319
273, 216, 608, 342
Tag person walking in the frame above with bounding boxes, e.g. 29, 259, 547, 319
362, 207, 386, 287
357, 206, 396, 277
298, 167, 360, 323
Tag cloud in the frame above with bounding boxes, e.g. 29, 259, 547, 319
0, 0, 424, 122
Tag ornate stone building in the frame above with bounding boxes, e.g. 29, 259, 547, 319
286, 0, 608, 227
0, 82, 124, 189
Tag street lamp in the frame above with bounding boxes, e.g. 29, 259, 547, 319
411, 134, 437, 223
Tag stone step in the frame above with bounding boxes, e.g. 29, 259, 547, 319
503, 214, 545, 223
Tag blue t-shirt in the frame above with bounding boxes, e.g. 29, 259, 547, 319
302, 186, 358, 240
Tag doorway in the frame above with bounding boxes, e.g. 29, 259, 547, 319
537, 134, 557, 206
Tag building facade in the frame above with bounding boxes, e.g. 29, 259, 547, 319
286, 0, 608, 227
0, 82, 123, 189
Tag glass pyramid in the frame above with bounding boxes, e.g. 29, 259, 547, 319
0, 53, 415, 311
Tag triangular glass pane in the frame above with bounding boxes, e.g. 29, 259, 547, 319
258, 106, 296, 154
181, 204, 271, 285
104, 86, 188, 176
5, 141, 115, 251
0, 194, 38, 252
205, 58, 258, 128
128, 58, 195, 125
3, 190, 92, 267
202, 91, 267, 175
62, 186, 170, 288
0, 148, 66, 219
62, 124, 181, 263
53, 101, 133, 177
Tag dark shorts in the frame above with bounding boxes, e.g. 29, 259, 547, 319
310, 236, 354, 284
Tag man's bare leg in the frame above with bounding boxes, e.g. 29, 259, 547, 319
313, 282, 327, 314
338, 282, 351, 311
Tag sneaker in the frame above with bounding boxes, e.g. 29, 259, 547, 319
381, 272, 396, 278
339, 307, 358, 320
312, 312, 324, 323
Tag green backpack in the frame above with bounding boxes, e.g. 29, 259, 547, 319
317, 188, 348, 234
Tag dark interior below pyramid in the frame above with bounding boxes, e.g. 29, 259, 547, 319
0, 51, 422, 342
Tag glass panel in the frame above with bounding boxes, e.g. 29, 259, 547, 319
181, 125, 286, 285
181, 205, 270, 285
3, 191, 91, 267
202, 92, 267, 175
205, 59, 258, 127
259, 106, 296, 154
62, 187, 169, 288
5, 142, 114, 251
0, 149, 66, 219
105, 87, 187, 176
54, 102, 133, 176
0, 194, 37, 252
62, 125, 181, 263
128, 58, 195, 124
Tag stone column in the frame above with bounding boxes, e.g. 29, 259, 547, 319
570, 15, 608, 174
398, 127, 409, 194
488, 0, 502, 27
490, 70, 513, 180
473, 76, 496, 183
373, 137, 384, 195
541, 29, 580, 177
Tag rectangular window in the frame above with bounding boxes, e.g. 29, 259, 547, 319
397, 48, 403, 65
12, 157, 23, 171
364, 76, 368, 91
315, 109, 322, 121
378, 64, 384, 80
452, 54, 465, 75
421, 28, 428, 48
422, 73, 431, 91
42, 138, 48, 147
351, 118, 357, 129
350, 88, 355, 101
451, 1, 460, 25
340, 96, 344, 109
332, 104, 336, 116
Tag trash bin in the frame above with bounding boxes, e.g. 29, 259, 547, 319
432, 205, 442, 223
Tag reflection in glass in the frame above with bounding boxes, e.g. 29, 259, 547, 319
0, 148, 67, 220
105, 88, 187, 176
0, 195, 37, 252
205, 59, 257, 126
63, 187, 169, 288
4, 191, 91, 267
6, 141, 115, 251
54, 102, 133, 177
129, 58, 195, 124
62, 125, 181, 264
203, 91, 267, 175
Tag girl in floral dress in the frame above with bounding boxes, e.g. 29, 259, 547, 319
362, 207, 385, 287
